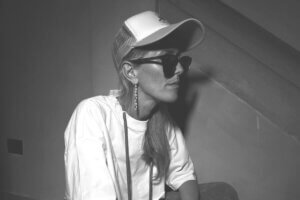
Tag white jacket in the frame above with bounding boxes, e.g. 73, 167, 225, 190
64, 94, 196, 200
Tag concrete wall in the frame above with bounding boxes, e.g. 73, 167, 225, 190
221, 0, 300, 52
1, 0, 300, 200
160, 1, 300, 200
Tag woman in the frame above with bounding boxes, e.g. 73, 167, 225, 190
64, 11, 205, 200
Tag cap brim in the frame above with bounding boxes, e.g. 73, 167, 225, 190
132, 18, 205, 51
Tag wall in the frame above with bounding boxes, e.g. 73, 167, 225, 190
0, 0, 154, 199
221, 0, 300, 52
159, 1, 300, 200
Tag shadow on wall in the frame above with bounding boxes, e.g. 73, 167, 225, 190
168, 65, 240, 200
169, 65, 214, 134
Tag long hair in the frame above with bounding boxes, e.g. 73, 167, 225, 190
113, 47, 173, 182
142, 104, 173, 181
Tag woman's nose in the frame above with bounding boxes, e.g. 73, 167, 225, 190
174, 62, 184, 75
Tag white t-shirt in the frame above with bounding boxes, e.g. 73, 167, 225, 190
64, 93, 196, 200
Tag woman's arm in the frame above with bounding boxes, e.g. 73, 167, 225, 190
166, 127, 199, 200
178, 180, 200, 200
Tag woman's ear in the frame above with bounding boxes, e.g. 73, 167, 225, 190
122, 61, 138, 84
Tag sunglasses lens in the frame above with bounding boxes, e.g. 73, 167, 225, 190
179, 56, 192, 71
162, 55, 192, 78
162, 56, 178, 78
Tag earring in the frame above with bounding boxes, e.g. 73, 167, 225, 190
134, 83, 139, 117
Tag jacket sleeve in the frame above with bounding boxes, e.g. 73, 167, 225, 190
166, 127, 197, 191
64, 99, 117, 200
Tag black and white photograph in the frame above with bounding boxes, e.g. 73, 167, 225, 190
1, 0, 300, 200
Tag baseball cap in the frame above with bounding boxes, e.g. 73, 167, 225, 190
112, 10, 205, 69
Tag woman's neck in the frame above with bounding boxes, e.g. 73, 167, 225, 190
119, 94, 158, 121
136, 98, 158, 120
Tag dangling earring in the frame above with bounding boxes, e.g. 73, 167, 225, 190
134, 83, 139, 117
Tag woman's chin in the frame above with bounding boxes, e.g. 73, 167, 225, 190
160, 92, 179, 103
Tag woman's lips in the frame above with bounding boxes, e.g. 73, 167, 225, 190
166, 76, 180, 88
166, 81, 179, 88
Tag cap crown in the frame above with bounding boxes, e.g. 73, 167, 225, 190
125, 11, 169, 42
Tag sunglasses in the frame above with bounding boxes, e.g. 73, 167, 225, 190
131, 55, 192, 78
